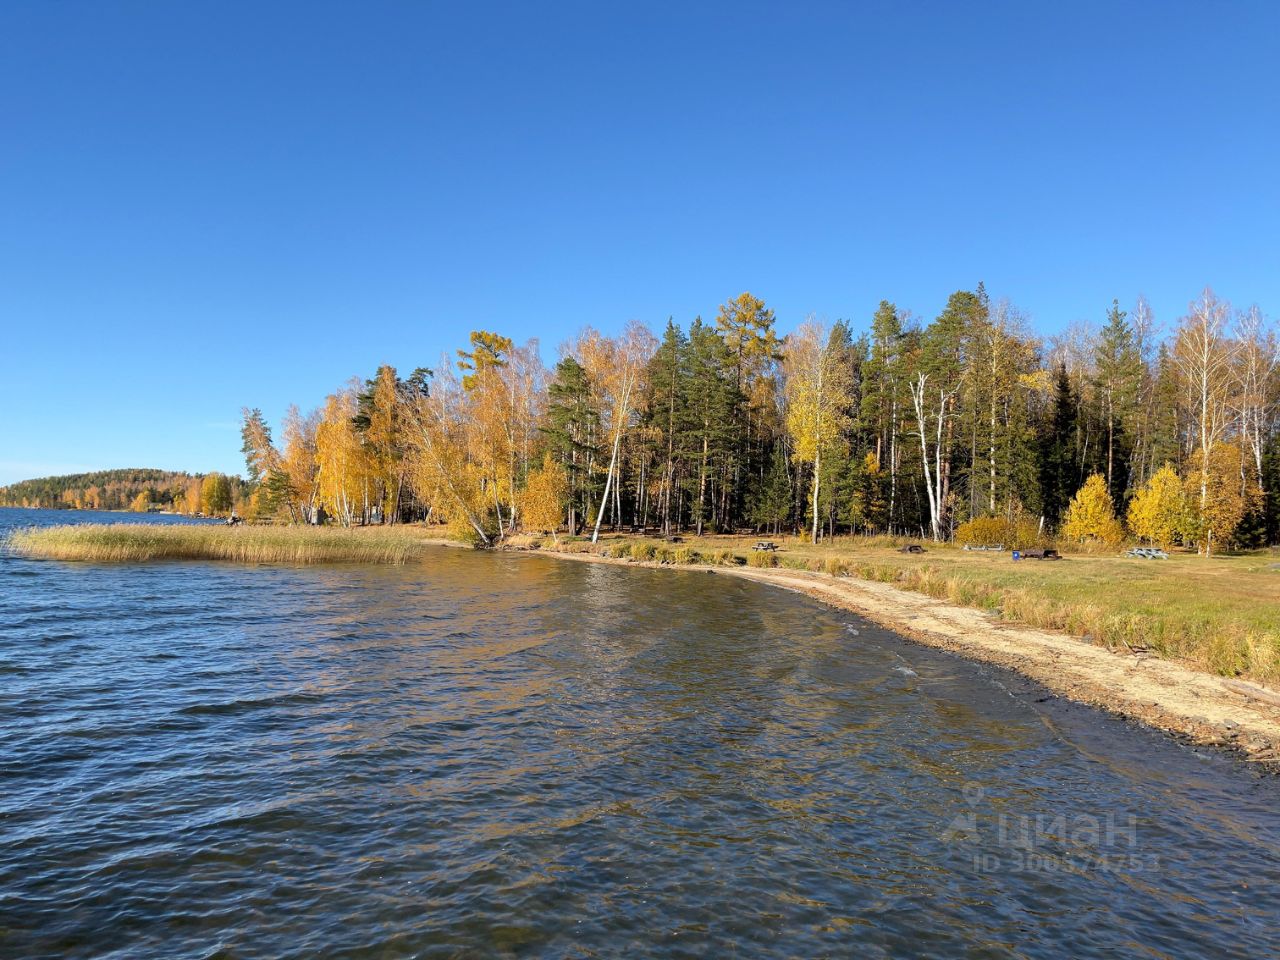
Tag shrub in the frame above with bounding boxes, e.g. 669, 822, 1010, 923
630, 542, 657, 562
778, 555, 821, 571
824, 556, 849, 576
957, 515, 1010, 548
673, 547, 699, 564
712, 549, 744, 566
608, 542, 630, 559
957, 515, 1046, 549
748, 550, 778, 568
447, 515, 490, 547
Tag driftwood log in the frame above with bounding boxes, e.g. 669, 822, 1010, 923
1223, 679, 1280, 709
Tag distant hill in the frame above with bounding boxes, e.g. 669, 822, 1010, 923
0, 468, 202, 511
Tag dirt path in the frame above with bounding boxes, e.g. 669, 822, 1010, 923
533, 547, 1280, 770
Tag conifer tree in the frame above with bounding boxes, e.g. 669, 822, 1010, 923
543, 356, 598, 536
1039, 364, 1079, 526
682, 318, 739, 534
643, 320, 687, 534
861, 301, 906, 529
1094, 299, 1143, 503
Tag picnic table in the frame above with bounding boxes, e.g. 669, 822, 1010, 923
1126, 547, 1169, 559
1017, 548, 1060, 560
898, 544, 927, 554
752, 540, 778, 552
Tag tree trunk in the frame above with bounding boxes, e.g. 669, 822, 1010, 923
811, 447, 821, 544
591, 429, 623, 543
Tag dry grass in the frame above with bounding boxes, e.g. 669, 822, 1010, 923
8, 523, 439, 565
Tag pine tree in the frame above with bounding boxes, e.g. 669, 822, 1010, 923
643, 319, 688, 534
861, 301, 905, 528
543, 356, 598, 536
682, 318, 739, 535
908, 289, 982, 539
752, 443, 791, 533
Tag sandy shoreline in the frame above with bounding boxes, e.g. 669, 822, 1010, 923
519, 544, 1280, 771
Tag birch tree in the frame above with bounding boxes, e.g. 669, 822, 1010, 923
1172, 287, 1236, 524
1235, 304, 1278, 493
404, 364, 494, 545
579, 321, 656, 542
784, 319, 852, 543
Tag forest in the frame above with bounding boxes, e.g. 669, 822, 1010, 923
231, 286, 1279, 556
0, 468, 249, 515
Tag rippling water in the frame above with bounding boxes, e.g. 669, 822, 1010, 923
1, 507, 1277, 958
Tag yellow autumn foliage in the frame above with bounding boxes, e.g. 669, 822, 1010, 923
1126, 464, 1184, 546
1061, 473, 1125, 545
519, 455, 567, 540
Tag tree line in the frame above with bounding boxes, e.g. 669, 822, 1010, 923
0, 468, 250, 516
236, 287, 1279, 553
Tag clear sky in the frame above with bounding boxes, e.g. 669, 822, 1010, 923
2, 1, 1277, 485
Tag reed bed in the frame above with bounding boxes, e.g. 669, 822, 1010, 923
8, 524, 436, 565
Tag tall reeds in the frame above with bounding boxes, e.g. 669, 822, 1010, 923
8, 524, 433, 565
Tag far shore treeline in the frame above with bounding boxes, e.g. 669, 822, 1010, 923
0, 468, 248, 516
11, 287, 1280, 555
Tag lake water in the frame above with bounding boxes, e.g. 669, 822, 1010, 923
1, 507, 1277, 958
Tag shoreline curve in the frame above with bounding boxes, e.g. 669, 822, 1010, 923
522, 543, 1280, 773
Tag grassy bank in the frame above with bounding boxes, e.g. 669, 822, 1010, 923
539, 532, 1280, 684
7, 523, 441, 564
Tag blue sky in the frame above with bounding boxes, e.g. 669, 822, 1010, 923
2, 1, 1277, 485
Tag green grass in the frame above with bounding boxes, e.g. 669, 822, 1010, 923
8, 523, 440, 565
